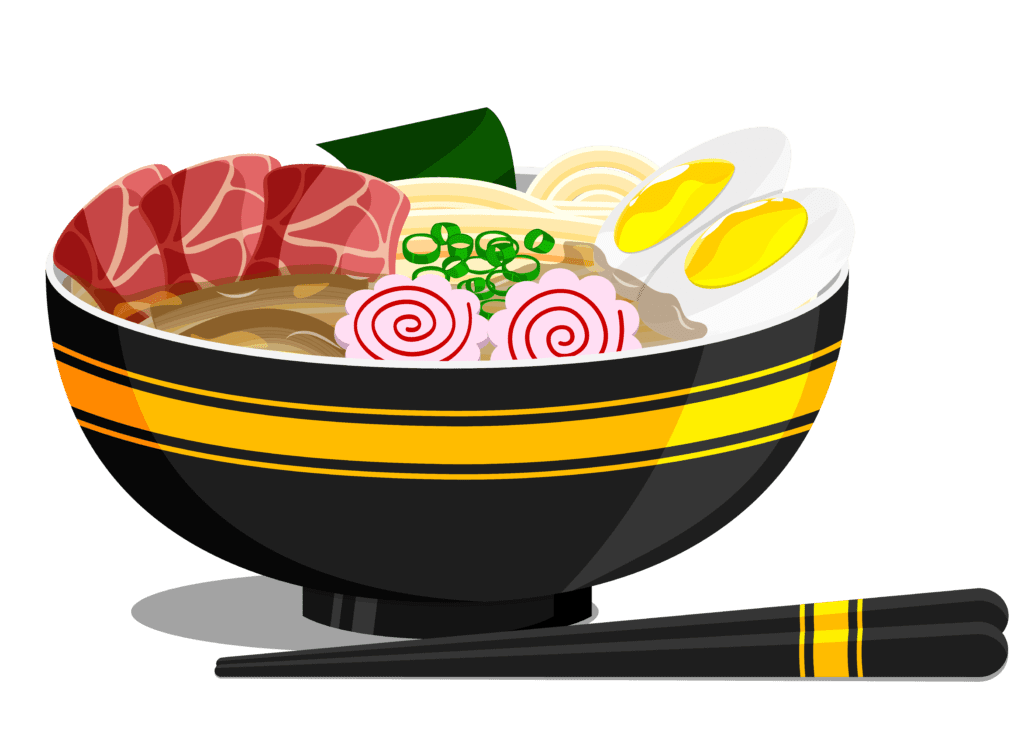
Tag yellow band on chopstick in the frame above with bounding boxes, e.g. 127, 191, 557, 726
798, 604, 807, 678
813, 601, 850, 677
857, 598, 864, 678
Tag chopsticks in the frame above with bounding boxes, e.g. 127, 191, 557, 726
215, 588, 1007, 678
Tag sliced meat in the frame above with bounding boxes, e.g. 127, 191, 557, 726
53, 164, 172, 320
242, 165, 410, 281
139, 154, 280, 292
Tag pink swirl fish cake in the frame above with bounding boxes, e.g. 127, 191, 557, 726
335, 274, 488, 361
489, 269, 641, 361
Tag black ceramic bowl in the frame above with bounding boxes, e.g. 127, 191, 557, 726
47, 259, 847, 638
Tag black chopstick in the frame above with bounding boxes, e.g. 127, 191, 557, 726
216, 588, 1007, 678
216, 623, 1005, 678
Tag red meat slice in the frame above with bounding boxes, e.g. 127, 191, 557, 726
53, 164, 172, 320
242, 165, 410, 281
139, 154, 280, 291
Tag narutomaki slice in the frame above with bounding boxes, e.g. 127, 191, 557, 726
242, 165, 410, 281
53, 164, 172, 321
139, 154, 280, 292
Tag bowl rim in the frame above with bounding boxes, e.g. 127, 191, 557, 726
46, 250, 848, 371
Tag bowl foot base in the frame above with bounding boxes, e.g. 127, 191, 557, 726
302, 586, 593, 639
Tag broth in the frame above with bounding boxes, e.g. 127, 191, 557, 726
65, 243, 707, 360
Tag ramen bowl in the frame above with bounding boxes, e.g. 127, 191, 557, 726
46, 256, 848, 638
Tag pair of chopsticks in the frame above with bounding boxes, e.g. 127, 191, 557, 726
216, 588, 1007, 678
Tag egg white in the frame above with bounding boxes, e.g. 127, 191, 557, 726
645, 187, 854, 333
596, 127, 791, 282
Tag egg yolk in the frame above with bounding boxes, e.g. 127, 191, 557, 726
613, 159, 734, 253
684, 197, 808, 289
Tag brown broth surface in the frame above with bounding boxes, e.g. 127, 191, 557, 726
65, 243, 707, 360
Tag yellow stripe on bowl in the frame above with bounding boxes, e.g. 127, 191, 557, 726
57, 359, 836, 466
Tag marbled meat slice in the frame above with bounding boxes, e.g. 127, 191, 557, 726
139, 154, 280, 291
53, 164, 172, 320
242, 165, 410, 280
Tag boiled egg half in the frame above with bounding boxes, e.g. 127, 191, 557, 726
596, 127, 791, 282
645, 187, 854, 333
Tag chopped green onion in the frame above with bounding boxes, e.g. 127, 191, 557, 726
524, 228, 555, 254
503, 255, 541, 282
403, 233, 441, 264
446, 233, 474, 261
483, 240, 517, 267
458, 277, 494, 301
441, 256, 469, 279
430, 222, 462, 243
475, 230, 517, 259
485, 269, 515, 295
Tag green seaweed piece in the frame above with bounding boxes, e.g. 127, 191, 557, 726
317, 108, 516, 189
